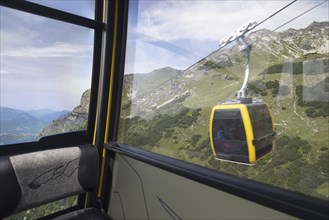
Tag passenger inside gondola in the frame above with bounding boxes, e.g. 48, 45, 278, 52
213, 111, 248, 157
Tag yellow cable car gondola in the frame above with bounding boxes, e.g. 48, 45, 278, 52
210, 100, 275, 165
209, 21, 275, 165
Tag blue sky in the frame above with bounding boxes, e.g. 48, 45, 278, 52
0, 0, 328, 111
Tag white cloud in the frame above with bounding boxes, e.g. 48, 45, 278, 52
136, 1, 328, 42
0, 70, 10, 75
0, 5, 94, 110
2, 42, 93, 58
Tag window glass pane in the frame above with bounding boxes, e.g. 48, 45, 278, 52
212, 110, 248, 162
213, 110, 247, 141
26, 0, 95, 19
0, 7, 93, 145
248, 105, 273, 139
119, 0, 329, 200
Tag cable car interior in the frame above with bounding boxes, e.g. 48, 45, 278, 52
0, 0, 328, 220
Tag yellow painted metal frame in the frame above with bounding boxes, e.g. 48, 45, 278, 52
209, 104, 256, 164
85, 0, 108, 208
85, 0, 120, 207
97, 0, 119, 198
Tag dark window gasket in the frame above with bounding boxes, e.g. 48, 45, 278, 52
0, 0, 103, 30
0, 0, 104, 154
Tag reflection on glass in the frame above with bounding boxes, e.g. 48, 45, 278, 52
118, 0, 329, 200
0, 7, 93, 145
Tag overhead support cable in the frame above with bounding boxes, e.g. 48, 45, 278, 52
134, 0, 326, 100
251, 0, 298, 32
272, 0, 328, 32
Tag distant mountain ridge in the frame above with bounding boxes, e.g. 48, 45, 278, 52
27, 108, 56, 117
0, 107, 69, 145
0, 107, 25, 120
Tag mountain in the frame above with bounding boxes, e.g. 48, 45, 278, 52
38, 110, 70, 123
121, 67, 183, 118
247, 21, 329, 59
1, 112, 45, 133
27, 108, 56, 117
1, 112, 47, 145
0, 107, 69, 145
0, 107, 25, 120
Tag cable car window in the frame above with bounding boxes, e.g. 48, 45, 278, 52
119, 0, 329, 201
0, 7, 93, 145
26, 0, 95, 19
247, 104, 274, 159
212, 110, 249, 163
213, 110, 247, 141
0, 1, 98, 218
248, 105, 272, 139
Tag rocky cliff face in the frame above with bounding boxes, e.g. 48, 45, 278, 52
249, 21, 329, 58
38, 90, 90, 138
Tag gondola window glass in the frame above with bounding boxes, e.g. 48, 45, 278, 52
0, 7, 94, 145
213, 110, 247, 142
248, 105, 272, 139
119, 0, 329, 201
212, 110, 249, 162
26, 0, 95, 19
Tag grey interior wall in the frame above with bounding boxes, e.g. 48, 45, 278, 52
108, 154, 296, 220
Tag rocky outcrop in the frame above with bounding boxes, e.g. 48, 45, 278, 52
38, 90, 90, 138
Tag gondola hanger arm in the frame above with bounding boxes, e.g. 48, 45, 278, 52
219, 20, 257, 99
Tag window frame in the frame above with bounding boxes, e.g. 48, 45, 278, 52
0, 0, 104, 155
0, 0, 106, 216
